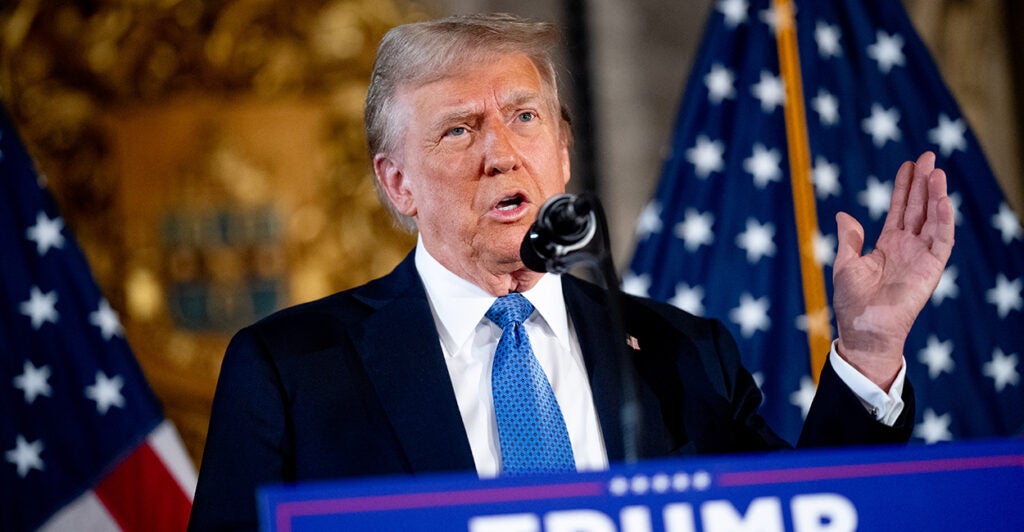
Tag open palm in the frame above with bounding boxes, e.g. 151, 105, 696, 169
832, 152, 955, 389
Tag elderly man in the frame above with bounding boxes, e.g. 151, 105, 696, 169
189, 13, 954, 530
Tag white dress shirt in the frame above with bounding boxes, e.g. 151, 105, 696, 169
414, 241, 905, 477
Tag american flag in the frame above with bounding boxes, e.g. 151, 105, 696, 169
0, 106, 195, 530
627, 0, 1023, 445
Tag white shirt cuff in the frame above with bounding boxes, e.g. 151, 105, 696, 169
828, 340, 906, 426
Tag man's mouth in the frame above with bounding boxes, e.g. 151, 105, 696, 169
495, 194, 526, 212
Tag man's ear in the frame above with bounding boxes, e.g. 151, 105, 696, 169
374, 153, 416, 217
559, 139, 572, 186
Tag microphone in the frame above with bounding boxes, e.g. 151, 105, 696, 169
520, 193, 598, 273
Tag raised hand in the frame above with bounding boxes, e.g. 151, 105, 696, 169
832, 152, 955, 390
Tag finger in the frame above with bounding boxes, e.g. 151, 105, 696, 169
834, 211, 865, 270
922, 167, 955, 262
882, 159, 915, 233
903, 151, 936, 235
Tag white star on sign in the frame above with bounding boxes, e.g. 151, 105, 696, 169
991, 202, 1022, 244
729, 293, 771, 338
85, 371, 126, 415
621, 272, 651, 298
862, 103, 901, 147
635, 201, 663, 240
686, 135, 726, 178
6, 435, 44, 478
983, 349, 1019, 392
815, 20, 842, 58
813, 230, 836, 267
812, 155, 841, 198
25, 211, 65, 256
811, 88, 839, 126
918, 335, 955, 379
674, 209, 715, 251
927, 113, 967, 156
736, 218, 777, 263
751, 70, 785, 113
90, 299, 124, 340
717, 0, 748, 27
744, 143, 782, 189
931, 266, 959, 306
13, 360, 53, 404
858, 176, 892, 220
790, 376, 816, 419
914, 409, 953, 444
867, 30, 905, 73
670, 283, 705, 316
704, 63, 736, 104
19, 286, 59, 330
986, 273, 1022, 319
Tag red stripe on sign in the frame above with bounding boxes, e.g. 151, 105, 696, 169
95, 442, 193, 532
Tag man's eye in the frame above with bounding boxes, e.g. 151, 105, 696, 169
517, 112, 535, 123
448, 126, 467, 137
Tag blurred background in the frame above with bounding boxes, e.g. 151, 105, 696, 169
1, 0, 1020, 467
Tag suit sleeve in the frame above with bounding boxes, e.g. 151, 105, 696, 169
797, 356, 916, 447
189, 327, 292, 531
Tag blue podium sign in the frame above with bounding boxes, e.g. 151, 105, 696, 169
259, 438, 1024, 531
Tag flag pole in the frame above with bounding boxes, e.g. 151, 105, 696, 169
773, 0, 832, 382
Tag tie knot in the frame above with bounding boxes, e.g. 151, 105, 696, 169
486, 293, 535, 329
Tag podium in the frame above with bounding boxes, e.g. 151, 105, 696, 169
259, 438, 1024, 531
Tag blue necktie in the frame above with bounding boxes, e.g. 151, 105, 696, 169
487, 293, 575, 474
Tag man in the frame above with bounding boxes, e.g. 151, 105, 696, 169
189, 13, 954, 530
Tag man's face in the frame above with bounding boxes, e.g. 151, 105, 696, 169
376, 53, 571, 295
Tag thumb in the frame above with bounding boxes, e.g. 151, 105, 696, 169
834, 211, 865, 269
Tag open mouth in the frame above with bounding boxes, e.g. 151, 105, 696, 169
495, 193, 526, 212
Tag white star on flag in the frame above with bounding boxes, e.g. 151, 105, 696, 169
812, 155, 841, 198
729, 293, 771, 338
918, 335, 955, 379
90, 298, 125, 340
789, 376, 816, 419
751, 70, 785, 112
914, 409, 954, 444
716, 0, 748, 27
744, 143, 783, 189
931, 266, 960, 306
686, 135, 726, 178
812, 230, 836, 267
704, 63, 736, 104
983, 349, 1019, 393
867, 30, 905, 73
986, 274, 1023, 319
736, 218, 777, 263
25, 211, 65, 255
635, 202, 663, 240
13, 360, 53, 404
811, 88, 839, 126
674, 209, 715, 251
814, 20, 842, 58
858, 176, 893, 220
670, 283, 705, 316
5, 435, 45, 478
19, 286, 59, 330
928, 113, 967, 156
621, 272, 651, 298
862, 103, 901, 147
991, 202, 1022, 244
84, 371, 126, 415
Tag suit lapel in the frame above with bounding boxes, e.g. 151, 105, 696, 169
350, 254, 476, 473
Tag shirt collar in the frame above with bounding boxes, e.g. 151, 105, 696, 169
414, 236, 572, 356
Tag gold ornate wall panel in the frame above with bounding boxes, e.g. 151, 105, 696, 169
1, 0, 422, 465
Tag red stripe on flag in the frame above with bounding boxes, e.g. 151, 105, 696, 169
94, 442, 193, 532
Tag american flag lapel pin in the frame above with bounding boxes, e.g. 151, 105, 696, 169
626, 335, 640, 351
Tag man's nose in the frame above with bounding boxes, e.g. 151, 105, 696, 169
484, 123, 521, 176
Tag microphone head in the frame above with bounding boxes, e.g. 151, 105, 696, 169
519, 229, 550, 273
519, 193, 598, 274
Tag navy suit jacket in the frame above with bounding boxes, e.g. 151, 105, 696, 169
189, 253, 914, 530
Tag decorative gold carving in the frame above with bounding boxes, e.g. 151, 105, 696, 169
0, 0, 425, 465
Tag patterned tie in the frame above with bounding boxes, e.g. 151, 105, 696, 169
487, 293, 575, 474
